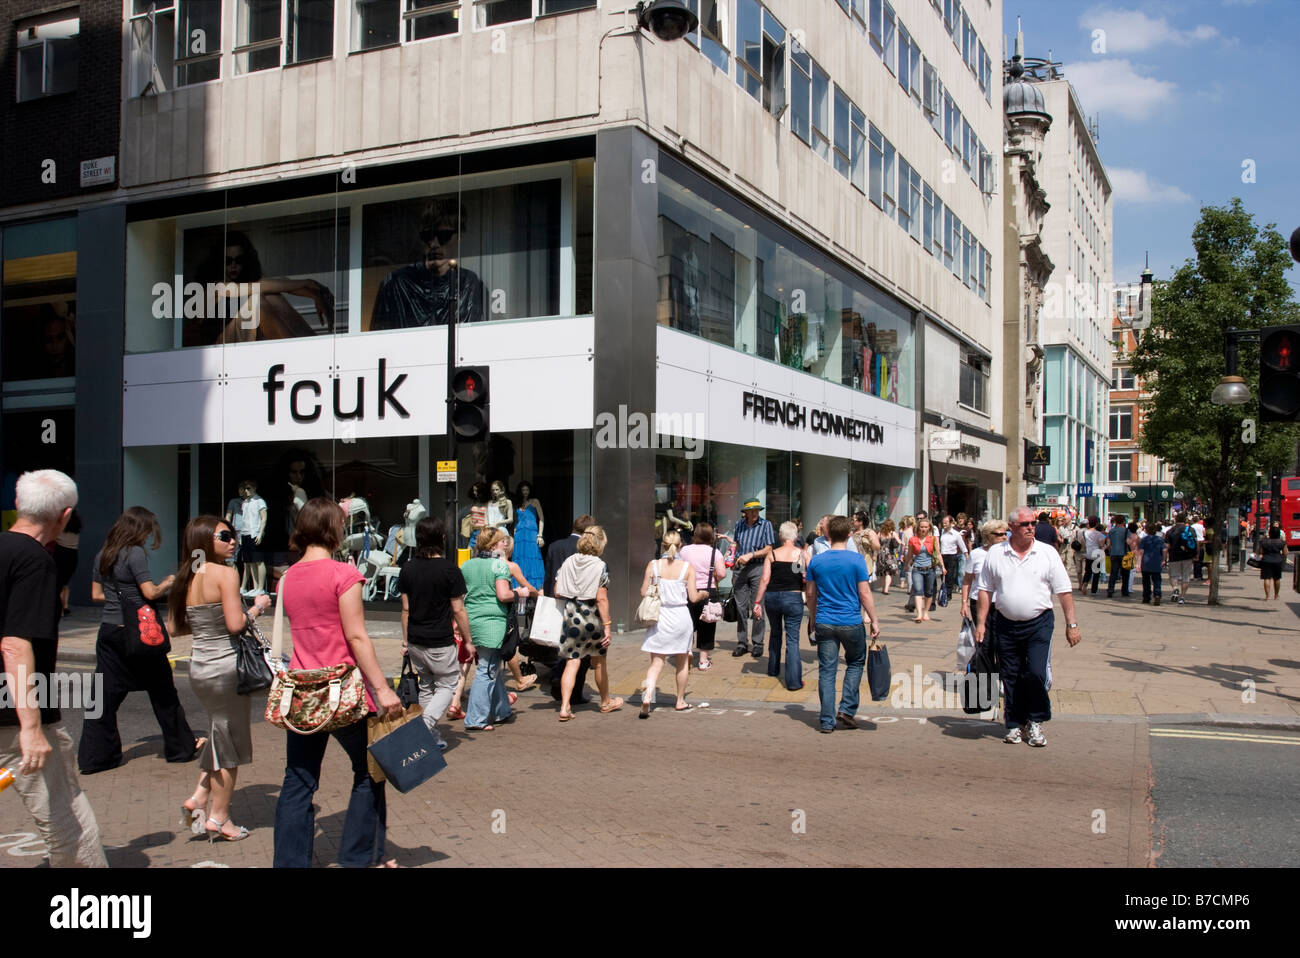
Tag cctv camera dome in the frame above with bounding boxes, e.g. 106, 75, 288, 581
638, 0, 699, 42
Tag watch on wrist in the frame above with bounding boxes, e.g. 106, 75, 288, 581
1067, 622, 1079, 629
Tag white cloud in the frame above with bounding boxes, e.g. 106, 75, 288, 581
1109, 168, 1194, 205
1079, 6, 1220, 53
1062, 59, 1177, 120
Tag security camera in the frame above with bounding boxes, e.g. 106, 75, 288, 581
636, 0, 699, 42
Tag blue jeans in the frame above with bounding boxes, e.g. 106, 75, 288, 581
816, 623, 867, 730
465, 647, 511, 728
765, 591, 805, 689
911, 567, 936, 598
1142, 571, 1162, 601
274, 718, 387, 868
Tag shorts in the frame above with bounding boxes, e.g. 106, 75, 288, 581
239, 535, 260, 563
1168, 559, 1193, 583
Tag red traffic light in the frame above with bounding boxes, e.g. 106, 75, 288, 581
451, 367, 488, 403
1263, 329, 1300, 372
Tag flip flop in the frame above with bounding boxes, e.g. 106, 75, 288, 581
558, 711, 576, 722
674, 703, 696, 712
599, 697, 625, 713
507, 692, 519, 706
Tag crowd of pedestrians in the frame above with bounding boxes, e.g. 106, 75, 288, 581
2, 464, 1282, 869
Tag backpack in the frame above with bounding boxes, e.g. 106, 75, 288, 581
1180, 525, 1197, 553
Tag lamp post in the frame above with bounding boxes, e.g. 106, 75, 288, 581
1210, 327, 1259, 406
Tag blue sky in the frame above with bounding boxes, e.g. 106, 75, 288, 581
1004, 0, 1300, 296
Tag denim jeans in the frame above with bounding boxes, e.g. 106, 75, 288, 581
1142, 571, 1162, 601
764, 591, 805, 689
816, 623, 867, 730
465, 646, 511, 728
1107, 556, 1130, 595
992, 610, 1053, 729
910, 567, 936, 598
274, 718, 387, 868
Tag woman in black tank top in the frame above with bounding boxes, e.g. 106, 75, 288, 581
754, 522, 807, 690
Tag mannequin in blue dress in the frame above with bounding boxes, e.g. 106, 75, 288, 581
512, 480, 546, 589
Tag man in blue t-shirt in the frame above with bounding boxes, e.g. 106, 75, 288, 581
806, 515, 881, 734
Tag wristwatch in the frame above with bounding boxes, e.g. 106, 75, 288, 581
1067, 622, 1080, 629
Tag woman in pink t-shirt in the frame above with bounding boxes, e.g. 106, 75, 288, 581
679, 523, 728, 670
272, 498, 401, 869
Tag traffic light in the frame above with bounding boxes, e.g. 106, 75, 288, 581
1259, 325, 1300, 422
449, 366, 489, 443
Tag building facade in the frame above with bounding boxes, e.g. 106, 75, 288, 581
1013, 55, 1114, 520
1, 0, 1003, 619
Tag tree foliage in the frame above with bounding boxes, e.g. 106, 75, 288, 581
1129, 199, 1299, 603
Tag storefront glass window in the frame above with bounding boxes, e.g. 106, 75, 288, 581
656, 168, 915, 408
2, 218, 77, 381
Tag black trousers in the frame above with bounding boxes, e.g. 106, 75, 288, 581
78, 623, 197, 772
688, 593, 718, 651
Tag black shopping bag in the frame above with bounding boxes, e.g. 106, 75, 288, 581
959, 641, 1000, 714
397, 654, 420, 708
367, 707, 447, 793
867, 642, 891, 702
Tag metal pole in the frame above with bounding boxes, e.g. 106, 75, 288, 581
445, 308, 458, 556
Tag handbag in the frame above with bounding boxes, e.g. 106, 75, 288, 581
699, 552, 723, 623
527, 595, 564, 648
936, 579, 950, 607
397, 653, 420, 708
1247, 555, 1262, 569
264, 570, 370, 735
366, 705, 446, 793
119, 588, 171, 658
1122, 551, 1136, 571
234, 614, 275, 695
956, 619, 976, 672
635, 561, 663, 624
866, 641, 891, 702
500, 613, 520, 660
960, 639, 1000, 714
722, 593, 740, 623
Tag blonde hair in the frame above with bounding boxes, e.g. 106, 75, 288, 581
660, 529, 682, 560
496, 535, 514, 559
900, 516, 915, 532
577, 525, 607, 556
476, 528, 506, 555
980, 519, 1008, 545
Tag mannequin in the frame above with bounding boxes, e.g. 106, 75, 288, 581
233, 479, 267, 596
486, 480, 513, 532
653, 503, 693, 556
512, 481, 545, 589
460, 482, 489, 550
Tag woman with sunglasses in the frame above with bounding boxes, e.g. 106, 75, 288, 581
168, 517, 272, 842
369, 199, 487, 329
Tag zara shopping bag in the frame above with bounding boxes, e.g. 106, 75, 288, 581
366, 705, 446, 793
866, 641, 892, 702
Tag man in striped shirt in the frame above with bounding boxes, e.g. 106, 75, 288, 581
730, 498, 775, 658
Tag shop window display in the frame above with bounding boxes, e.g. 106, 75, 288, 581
2, 222, 77, 382
657, 170, 914, 408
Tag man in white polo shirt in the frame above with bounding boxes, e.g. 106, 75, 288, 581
975, 505, 1082, 747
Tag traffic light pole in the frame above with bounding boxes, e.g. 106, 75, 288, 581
445, 309, 458, 557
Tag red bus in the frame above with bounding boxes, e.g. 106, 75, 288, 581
1244, 477, 1300, 544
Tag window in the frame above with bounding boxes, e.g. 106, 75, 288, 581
897, 25, 911, 92
959, 347, 988, 412
129, 1, 173, 94
16, 14, 78, 101
791, 43, 812, 144
850, 102, 867, 193
1109, 406, 1133, 440
981, 244, 990, 303
899, 160, 921, 242
944, 0, 958, 41
923, 59, 940, 132
869, 124, 883, 208
931, 195, 944, 259
868, 0, 881, 52
961, 117, 974, 173
735, 0, 785, 118
881, 134, 896, 217
943, 207, 955, 272
474, 0, 531, 27
922, 184, 935, 254
811, 62, 831, 159
1112, 367, 1136, 390
978, 141, 994, 194
355, 0, 461, 48
963, 226, 975, 289
833, 86, 851, 179
686, 0, 730, 72
881, 2, 896, 72
962, 10, 976, 72
943, 93, 957, 151
1108, 453, 1132, 483
234, 0, 333, 73
978, 43, 991, 101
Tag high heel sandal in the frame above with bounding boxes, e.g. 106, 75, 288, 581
205, 817, 249, 843
179, 801, 204, 836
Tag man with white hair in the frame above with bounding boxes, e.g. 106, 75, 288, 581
0, 469, 107, 866
974, 505, 1081, 748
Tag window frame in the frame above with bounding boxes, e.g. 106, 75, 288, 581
16, 14, 79, 102
1108, 453, 1132, 483
959, 346, 989, 413
1109, 405, 1133, 441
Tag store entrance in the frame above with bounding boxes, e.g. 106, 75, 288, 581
944, 478, 980, 519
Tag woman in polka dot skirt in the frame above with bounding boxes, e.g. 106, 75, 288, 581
552, 526, 622, 721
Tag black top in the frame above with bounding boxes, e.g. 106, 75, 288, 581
1033, 521, 1058, 546
370, 263, 486, 329
1259, 538, 1286, 565
1165, 524, 1197, 562
397, 556, 467, 647
0, 532, 61, 727
544, 534, 580, 597
767, 560, 805, 593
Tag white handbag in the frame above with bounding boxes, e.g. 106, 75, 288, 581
527, 595, 564, 648
635, 561, 663, 625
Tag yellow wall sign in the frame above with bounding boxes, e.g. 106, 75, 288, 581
437, 460, 458, 483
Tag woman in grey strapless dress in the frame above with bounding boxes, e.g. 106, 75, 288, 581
189, 603, 255, 770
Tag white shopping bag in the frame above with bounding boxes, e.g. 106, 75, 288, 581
957, 619, 976, 672
527, 596, 564, 648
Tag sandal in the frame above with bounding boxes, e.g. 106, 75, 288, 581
465, 724, 494, 731
674, 703, 695, 712
698, 658, 713, 671
558, 711, 576, 722
515, 674, 538, 692
205, 817, 249, 843
179, 800, 204, 836
599, 697, 624, 713
371, 858, 400, 868
507, 692, 519, 706
446, 704, 465, 720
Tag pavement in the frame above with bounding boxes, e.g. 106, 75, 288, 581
53, 564, 1300, 723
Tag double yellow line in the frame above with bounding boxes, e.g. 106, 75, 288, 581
1150, 726, 1300, 746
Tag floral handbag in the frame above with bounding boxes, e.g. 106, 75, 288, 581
264, 571, 369, 735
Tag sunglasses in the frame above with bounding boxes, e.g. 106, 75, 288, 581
1014, 521, 1035, 528
419, 228, 458, 245
215, 530, 236, 543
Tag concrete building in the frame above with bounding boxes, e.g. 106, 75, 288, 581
1000, 29, 1053, 513
1, 0, 1003, 618
1012, 52, 1113, 521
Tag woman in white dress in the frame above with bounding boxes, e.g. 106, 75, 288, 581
638, 531, 705, 718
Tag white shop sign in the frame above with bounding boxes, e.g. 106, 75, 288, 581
122, 318, 595, 446
654, 326, 915, 468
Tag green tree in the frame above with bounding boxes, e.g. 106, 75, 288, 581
1129, 199, 1299, 605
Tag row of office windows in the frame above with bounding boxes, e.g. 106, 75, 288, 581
126, 0, 598, 94
1069, 183, 1103, 263
1067, 114, 1105, 213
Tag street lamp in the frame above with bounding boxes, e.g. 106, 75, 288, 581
1210, 327, 1258, 406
